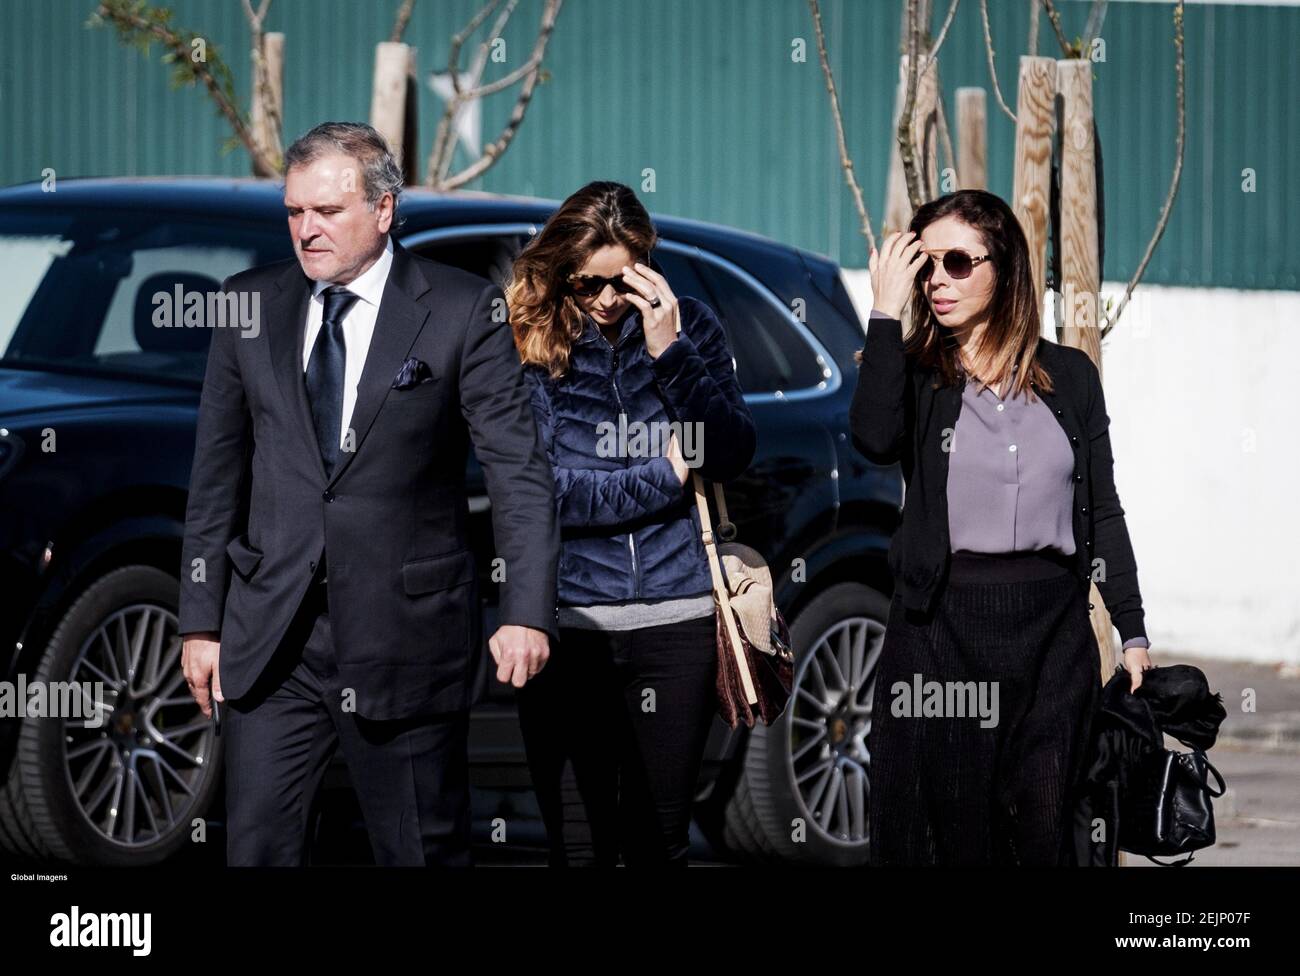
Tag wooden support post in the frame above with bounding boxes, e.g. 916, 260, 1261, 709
1057, 61, 1100, 357
250, 32, 284, 176
955, 87, 987, 190
1011, 56, 1056, 306
1057, 58, 1119, 689
370, 42, 419, 184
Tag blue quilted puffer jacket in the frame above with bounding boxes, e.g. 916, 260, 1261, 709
523, 296, 756, 607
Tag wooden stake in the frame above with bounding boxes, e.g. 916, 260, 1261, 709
370, 42, 419, 183
1011, 56, 1056, 304
250, 31, 283, 176
955, 87, 987, 190
1056, 58, 1119, 688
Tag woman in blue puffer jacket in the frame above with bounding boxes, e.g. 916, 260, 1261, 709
506, 180, 756, 866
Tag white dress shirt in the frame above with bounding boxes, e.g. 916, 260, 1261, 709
302, 236, 395, 450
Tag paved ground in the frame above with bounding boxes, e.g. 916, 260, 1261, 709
15, 655, 1292, 868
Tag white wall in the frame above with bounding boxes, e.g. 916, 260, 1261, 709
841, 270, 1300, 665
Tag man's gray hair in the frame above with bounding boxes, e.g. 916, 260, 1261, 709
283, 121, 404, 217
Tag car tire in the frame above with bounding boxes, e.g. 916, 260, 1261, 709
722, 582, 891, 866
0, 566, 223, 865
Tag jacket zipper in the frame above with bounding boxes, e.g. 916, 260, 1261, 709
605, 336, 641, 600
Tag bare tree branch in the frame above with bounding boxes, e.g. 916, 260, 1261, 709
928, 0, 960, 60
242, 0, 281, 173
979, 0, 1018, 123
469, 52, 543, 99
1083, 0, 1108, 51
426, 0, 512, 183
1040, 0, 1074, 57
807, 0, 876, 256
899, 0, 925, 210
447, 0, 506, 97
389, 0, 416, 43
93, 0, 280, 174
240, 0, 271, 30
1101, 1, 1185, 335
436, 0, 563, 191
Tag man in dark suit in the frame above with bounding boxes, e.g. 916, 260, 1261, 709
178, 121, 558, 866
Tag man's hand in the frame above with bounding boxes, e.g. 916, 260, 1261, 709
488, 625, 550, 688
1122, 645, 1154, 693
182, 632, 222, 717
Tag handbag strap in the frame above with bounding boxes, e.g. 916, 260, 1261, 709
712, 482, 735, 540
694, 472, 757, 706
1146, 852, 1196, 867
1200, 755, 1226, 797
671, 310, 756, 706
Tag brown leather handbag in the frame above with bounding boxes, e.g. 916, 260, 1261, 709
693, 473, 793, 728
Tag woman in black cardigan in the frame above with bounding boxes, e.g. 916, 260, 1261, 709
851, 189, 1154, 866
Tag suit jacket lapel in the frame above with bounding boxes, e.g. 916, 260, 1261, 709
266, 260, 328, 482
326, 241, 432, 486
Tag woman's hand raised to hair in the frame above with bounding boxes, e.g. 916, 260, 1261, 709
620, 261, 680, 359
869, 231, 928, 321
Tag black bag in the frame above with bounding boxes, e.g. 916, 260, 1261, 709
1119, 744, 1226, 866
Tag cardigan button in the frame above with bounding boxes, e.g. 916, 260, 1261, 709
1074, 474, 1083, 482
1056, 409, 1063, 416
1080, 506, 1088, 514
1070, 435, 1079, 445
1088, 602, 1095, 610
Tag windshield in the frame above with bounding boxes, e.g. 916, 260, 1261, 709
0, 209, 293, 382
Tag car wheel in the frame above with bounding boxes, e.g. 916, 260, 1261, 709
0, 566, 222, 865
722, 582, 890, 866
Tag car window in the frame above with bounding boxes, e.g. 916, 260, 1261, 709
655, 247, 824, 394
409, 233, 527, 290
0, 210, 292, 382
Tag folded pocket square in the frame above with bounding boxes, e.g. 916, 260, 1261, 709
392, 357, 434, 389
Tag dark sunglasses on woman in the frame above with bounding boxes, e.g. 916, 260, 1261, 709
565, 253, 665, 297
566, 271, 642, 298
917, 248, 993, 281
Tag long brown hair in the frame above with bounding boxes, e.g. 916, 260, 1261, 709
507, 181, 657, 378
871, 189, 1053, 400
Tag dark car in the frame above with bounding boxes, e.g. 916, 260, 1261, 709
0, 178, 901, 867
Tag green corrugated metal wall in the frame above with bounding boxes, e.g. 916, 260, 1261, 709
0, 0, 1294, 288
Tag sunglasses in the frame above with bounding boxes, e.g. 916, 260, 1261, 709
566, 254, 659, 298
917, 248, 993, 281
566, 272, 640, 298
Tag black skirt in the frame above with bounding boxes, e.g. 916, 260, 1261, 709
867, 549, 1102, 866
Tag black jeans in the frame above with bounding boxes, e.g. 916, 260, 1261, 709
516, 613, 718, 866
